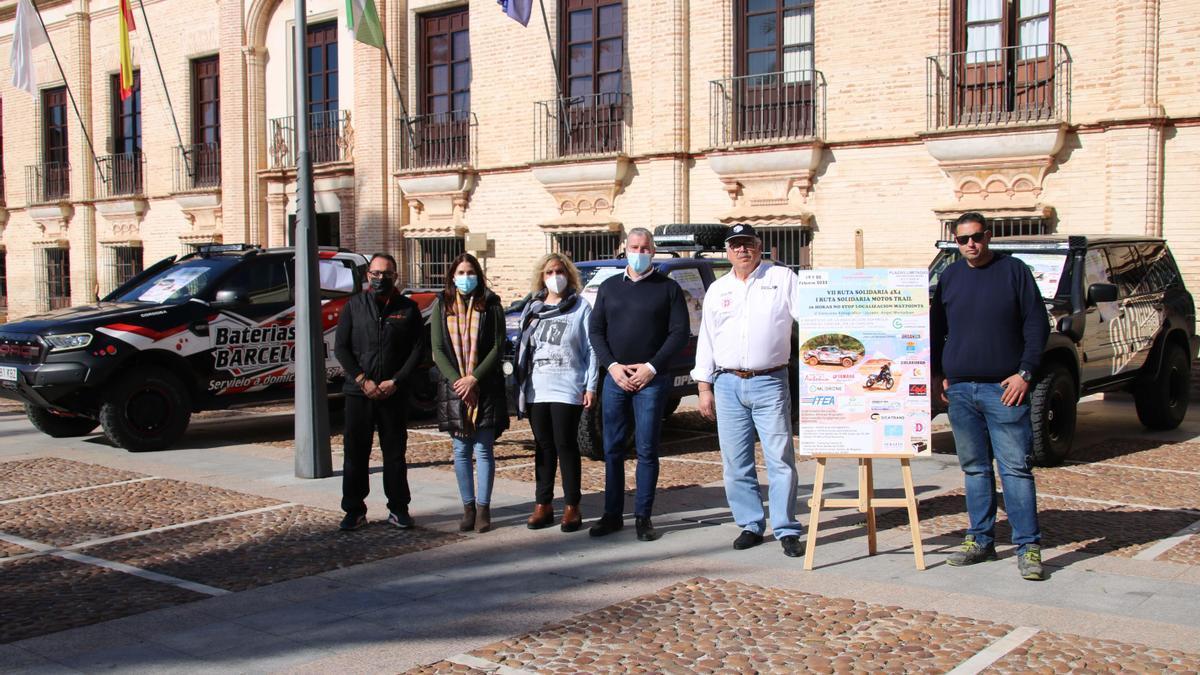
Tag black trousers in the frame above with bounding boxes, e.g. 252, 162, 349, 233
529, 402, 583, 506
341, 393, 410, 517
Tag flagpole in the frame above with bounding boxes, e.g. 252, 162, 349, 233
30, 0, 105, 182
134, 0, 187, 160
380, 41, 417, 157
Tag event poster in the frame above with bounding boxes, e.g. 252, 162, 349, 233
794, 268, 932, 456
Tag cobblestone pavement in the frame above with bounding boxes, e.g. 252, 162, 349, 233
403, 578, 1200, 674
0, 457, 462, 644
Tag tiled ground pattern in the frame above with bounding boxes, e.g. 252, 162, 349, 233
1071, 438, 1200, 473
0, 540, 31, 557
876, 491, 1199, 559
404, 578, 1200, 674
0, 457, 146, 501
1036, 463, 1200, 511
0, 479, 282, 547
1159, 533, 1200, 566
986, 631, 1200, 673
456, 578, 1009, 673
85, 504, 463, 592
406, 663, 488, 675
0, 555, 204, 644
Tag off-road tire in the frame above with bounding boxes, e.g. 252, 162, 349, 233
1030, 363, 1077, 467
652, 224, 727, 249
1134, 342, 1190, 430
24, 404, 99, 438
805, 356, 818, 366
841, 357, 854, 367
884, 377, 894, 390
99, 365, 192, 452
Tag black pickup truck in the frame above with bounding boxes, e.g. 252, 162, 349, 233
929, 235, 1197, 466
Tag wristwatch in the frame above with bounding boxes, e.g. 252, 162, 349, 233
1018, 369, 1033, 383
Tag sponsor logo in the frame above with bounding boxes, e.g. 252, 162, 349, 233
884, 424, 904, 437
909, 383, 928, 397
0, 343, 40, 360
800, 395, 837, 406
900, 334, 921, 340
869, 400, 902, 411
806, 383, 843, 393
140, 310, 167, 318
211, 318, 327, 372
905, 341, 917, 353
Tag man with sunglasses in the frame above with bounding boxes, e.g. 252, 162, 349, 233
931, 212, 1050, 580
333, 253, 425, 531
692, 224, 805, 558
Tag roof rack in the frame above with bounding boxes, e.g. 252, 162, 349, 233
197, 243, 260, 258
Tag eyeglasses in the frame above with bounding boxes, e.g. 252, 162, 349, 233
727, 240, 760, 251
954, 232, 987, 245
367, 271, 397, 279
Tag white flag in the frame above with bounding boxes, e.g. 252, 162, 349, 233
10, 0, 49, 97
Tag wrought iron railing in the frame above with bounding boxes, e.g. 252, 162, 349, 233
535, 92, 631, 161
25, 161, 70, 205
926, 43, 1071, 130
709, 70, 826, 147
395, 111, 477, 171
174, 143, 221, 191
269, 110, 352, 169
96, 152, 145, 198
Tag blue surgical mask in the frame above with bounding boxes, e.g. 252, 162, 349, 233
627, 253, 652, 275
454, 274, 479, 294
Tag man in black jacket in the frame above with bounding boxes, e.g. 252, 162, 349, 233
587, 228, 689, 541
334, 253, 424, 530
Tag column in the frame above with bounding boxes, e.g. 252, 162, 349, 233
334, 188, 357, 251
266, 192, 289, 247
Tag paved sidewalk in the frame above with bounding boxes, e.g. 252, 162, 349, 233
1, 395, 1198, 673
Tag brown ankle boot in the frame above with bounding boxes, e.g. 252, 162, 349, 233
561, 504, 582, 532
527, 503, 554, 530
475, 504, 492, 533
459, 502, 476, 532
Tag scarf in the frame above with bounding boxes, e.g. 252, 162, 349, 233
515, 288, 579, 417
447, 292, 482, 430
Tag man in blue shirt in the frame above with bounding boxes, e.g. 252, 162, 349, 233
931, 212, 1050, 581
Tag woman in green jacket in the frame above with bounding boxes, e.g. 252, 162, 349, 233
431, 253, 510, 532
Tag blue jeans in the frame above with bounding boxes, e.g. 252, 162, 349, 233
452, 428, 496, 506
946, 382, 1041, 552
714, 370, 801, 538
601, 372, 669, 518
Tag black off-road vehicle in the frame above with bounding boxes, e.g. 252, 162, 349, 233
0, 245, 368, 451
930, 235, 1197, 466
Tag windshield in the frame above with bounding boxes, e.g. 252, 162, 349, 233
929, 249, 1068, 300
111, 258, 240, 304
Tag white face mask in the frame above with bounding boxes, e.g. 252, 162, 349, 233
545, 273, 568, 295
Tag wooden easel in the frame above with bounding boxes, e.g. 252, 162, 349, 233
803, 454, 925, 571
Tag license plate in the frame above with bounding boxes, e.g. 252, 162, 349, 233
0, 366, 17, 382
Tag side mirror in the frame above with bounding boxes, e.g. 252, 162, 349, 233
1087, 283, 1118, 305
212, 289, 246, 307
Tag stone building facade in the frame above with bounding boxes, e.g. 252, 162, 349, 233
0, 0, 1197, 320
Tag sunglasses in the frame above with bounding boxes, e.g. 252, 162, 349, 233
954, 232, 988, 245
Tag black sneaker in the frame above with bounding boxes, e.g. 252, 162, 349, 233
733, 530, 764, 550
635, 516, 660, 542
780, 535, 804, 558
589, 514, 624, 538
387, 511, 415, 529
1018, 545, 1044, 581
339, 513, 367, 531
947, 535, 997, 566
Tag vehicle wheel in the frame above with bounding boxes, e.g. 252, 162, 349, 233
99, 365, 192, 452
864, 376, 876, 388
1030, 363, 1077, 467
652, 223, 727, 249
805, 356, 818, 366
662, 397, 681, 420
884, 377, 894, 390
1135, 342, 1190, 430
841, 357, 854, 367
408, 367, 438, 419
578, 402, 604, 461
24, 404, 99, 438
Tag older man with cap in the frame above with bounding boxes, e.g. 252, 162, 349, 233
692, 223, 805, 557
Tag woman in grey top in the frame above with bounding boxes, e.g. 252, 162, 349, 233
514, 253, 597, 532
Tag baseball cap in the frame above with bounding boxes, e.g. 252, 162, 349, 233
724, 223, 759, 243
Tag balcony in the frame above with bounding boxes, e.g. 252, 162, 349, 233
926, 43, 1071, 131
25, 161, 70, 205
709, 70, 826, 147
396, 112, 477, 172
96, 152, 145, 198
534, 92, 631, 161
174, 143, 221, 192
269, 110, 352, 169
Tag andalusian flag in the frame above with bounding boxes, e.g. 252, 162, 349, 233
346, 0, 384, 49
117, 0, 136, 100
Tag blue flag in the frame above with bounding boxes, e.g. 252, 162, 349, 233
498, 0, 532, 26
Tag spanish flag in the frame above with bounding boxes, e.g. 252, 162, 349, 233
118, 0, 136, 100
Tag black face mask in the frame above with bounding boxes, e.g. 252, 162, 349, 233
370, 277, 394, 295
